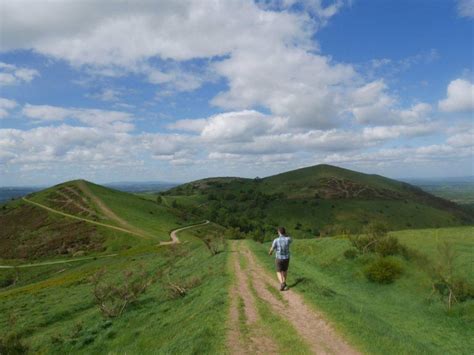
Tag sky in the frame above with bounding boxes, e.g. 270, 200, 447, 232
0, 0, 473, 186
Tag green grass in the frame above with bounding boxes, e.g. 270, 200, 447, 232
394, 227, 473, 279
79, 181, 188, 238
0, 233, 231, 354
249, 226, 474, 355
27, 180, 191, 242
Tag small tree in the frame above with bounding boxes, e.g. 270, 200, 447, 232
202, 231, 226, 255
429, 242, 474, 310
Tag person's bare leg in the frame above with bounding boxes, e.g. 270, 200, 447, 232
276, 272, 283, 284
282, 271, 287, 284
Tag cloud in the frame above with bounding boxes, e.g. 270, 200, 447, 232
169, 110, 289, 143
90, 88, 123, 102
212, 48, 356, 129
22, 104, 134, 131
446, 129, 474, 147
456, 0, 474, 18
0, 62, 39, 86
350, 80, 433, 125
0, 1, 310, 66
167, 118, 208, 133
0, 97, 18, 118
0, 0, 358, 129
438, 78, 474, 112
0, 125, 137, 166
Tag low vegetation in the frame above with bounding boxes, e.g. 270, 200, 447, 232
364, 257, 403, 284
0, 225, 230, 353
90, 266, 156, 318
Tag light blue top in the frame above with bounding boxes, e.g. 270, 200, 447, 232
272, 235, 292, 259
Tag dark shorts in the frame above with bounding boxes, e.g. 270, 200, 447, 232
275, 258, 290, 272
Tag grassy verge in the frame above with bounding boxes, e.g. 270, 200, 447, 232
249, 226, 474, 354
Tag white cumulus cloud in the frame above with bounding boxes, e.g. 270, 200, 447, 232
438, 78, 474, 112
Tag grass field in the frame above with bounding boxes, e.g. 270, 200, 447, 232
1, 175, 473, 354
0, 224, 230, 354
249, 226, 474, 354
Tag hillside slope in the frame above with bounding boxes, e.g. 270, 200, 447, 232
165, 164, 474, 238
0, 180, 192, 260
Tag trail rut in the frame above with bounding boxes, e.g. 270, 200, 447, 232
227, 241, 360, 355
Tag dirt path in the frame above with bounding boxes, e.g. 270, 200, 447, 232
76, 180, 150, 238
23, 197, 152, 239
159, 220, 210, 245
227, 240, 360, 355
227, 241, 279, 354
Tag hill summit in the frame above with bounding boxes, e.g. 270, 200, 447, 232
165, 164, 473, 237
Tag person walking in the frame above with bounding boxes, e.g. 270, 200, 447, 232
269, 227, 292, 291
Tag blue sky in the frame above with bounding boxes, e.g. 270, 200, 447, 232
0, 0, 473, 186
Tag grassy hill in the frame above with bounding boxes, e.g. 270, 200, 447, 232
163, 164, 474, 239
0, 180, 197, 261
0, 180, 230, 353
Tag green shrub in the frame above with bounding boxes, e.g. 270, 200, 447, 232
375, 236, 402, 257
343, 248, 358, 259
364, 258, 403, 284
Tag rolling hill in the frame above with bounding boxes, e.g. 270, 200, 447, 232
1, 171, 473, 354
164, 164, 474, 238
0, 180, 195, 261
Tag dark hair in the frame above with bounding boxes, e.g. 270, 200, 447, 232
278, 227, 286, 235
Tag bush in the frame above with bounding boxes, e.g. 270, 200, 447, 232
90, 266, 156, 318
198, 230, 226, 255
349, 222, 404, 258
375, 236, 402, 257
344, 249, 358, 259
364, 258, 403, 284
166, 275, 202, 300
247, 230, 265, 244
429, 242, 474, 310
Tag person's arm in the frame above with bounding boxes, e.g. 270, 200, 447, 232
269, 239, 276, 255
